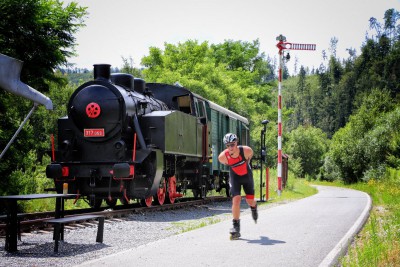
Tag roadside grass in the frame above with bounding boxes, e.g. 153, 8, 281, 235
314, 172, 400, 267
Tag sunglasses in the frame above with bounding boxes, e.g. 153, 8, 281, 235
226, 143, 236, 148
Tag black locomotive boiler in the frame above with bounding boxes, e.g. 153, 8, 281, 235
46, 64, 250, 208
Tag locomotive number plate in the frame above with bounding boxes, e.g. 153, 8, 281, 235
84, 128, 105, 137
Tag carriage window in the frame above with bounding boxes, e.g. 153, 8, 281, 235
198, 101, 204, 117
194, 98, 206, 119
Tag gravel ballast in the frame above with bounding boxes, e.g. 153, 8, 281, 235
1, 200, 270, 267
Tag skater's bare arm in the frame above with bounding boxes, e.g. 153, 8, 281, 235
218, 150, 228, 165
243, 146, 253, 161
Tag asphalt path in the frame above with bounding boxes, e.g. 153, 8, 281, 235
77, 185, 371, 267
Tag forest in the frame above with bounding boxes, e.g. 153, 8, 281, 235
0, 0, 399, 198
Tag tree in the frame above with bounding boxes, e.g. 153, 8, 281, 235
324, 89, 399, 183
121, 56, 143, 78
211, 39, 272, 83
383, 9, 400, 45
287, 66, 312, 129
0, 0, 87, 195
0, 0, 87, 91
328, 37, 339, 58
141, 39, 275, 153
287, 125, 328, 178
315, 64, 336, 136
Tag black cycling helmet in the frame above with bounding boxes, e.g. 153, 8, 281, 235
223, 133, 237, 144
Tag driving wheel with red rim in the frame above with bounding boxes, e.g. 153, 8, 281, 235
154, 178, 166, 205
140, 196, 153, 207
167, 176, 180, 204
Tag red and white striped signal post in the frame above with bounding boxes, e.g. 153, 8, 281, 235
276, 35, 316, 196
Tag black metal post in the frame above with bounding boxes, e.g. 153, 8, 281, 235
259, 120, 269, 202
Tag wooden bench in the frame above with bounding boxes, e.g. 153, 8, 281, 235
46, 214, 105, 253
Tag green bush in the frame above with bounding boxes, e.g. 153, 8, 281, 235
324, 89, 400, 183
286, 125, 328, 178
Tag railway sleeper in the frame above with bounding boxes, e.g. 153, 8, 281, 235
45, 214, 105, 253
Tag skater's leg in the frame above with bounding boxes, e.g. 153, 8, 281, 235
230, 196, 241, 240
243, 174, 256, 208
245, 195, 258, 222
232, 195, 241, 220
245, 197, 257, 207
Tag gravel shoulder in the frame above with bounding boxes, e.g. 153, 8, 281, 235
0, 199, 275, 267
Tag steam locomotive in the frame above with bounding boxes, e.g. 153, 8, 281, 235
46, 64, 250, 208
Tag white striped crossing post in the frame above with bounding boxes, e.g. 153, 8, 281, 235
276, 35, 316, 196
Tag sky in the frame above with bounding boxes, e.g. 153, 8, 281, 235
64, 0, 400, 74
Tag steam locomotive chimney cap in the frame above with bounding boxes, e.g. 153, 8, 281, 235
93, 64, 111, 81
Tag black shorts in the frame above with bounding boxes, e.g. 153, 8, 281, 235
229, 169, 254, 197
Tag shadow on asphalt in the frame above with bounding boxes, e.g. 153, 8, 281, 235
239, 236, 286, 246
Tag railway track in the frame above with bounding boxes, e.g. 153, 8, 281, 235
0, 196, 229, 238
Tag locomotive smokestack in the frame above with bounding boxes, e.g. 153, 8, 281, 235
93, 64, 111, 81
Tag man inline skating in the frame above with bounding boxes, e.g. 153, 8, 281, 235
218, 133, 258, 239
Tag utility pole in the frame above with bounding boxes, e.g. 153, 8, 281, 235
275, 35, 316, 196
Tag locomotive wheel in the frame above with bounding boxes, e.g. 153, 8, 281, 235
166, 176, 178, 204
105, 198, 117, 208
154, 178, 166, 205
140, 196, 153, 207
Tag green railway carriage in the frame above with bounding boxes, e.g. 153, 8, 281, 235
207, 101, 250, 172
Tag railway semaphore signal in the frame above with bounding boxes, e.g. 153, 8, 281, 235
275, 35, 316, 196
